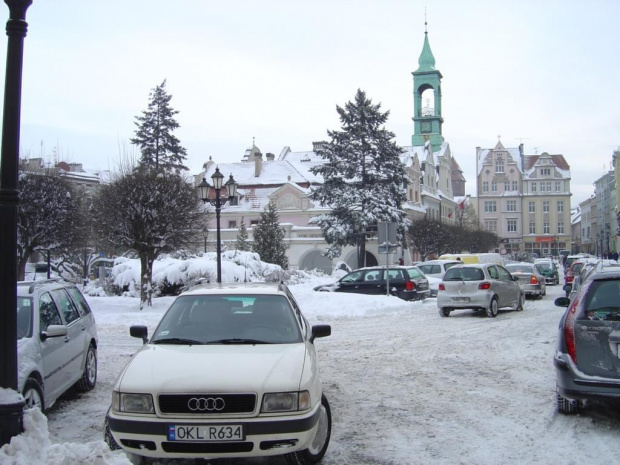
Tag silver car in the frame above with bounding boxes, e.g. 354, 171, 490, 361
437, 264, 524, 318
504, 262, 546, 299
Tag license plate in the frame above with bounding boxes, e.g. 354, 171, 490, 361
452, 297, 470, 302
168, 424, 244, 442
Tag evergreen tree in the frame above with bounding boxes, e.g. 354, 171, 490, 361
252, 203, 288, 269
235, 216, 250, 251
131, 80, 188, 173
309, 89, 409, 266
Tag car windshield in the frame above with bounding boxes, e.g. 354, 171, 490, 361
406, 267, 423, 278
17, 297, 33, 339
506, 265, 532, 273
151, 294, 302, 345
443, 267, 484, 281
536, 263, 551, 271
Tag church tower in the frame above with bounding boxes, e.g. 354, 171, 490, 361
411, 22, 444, 148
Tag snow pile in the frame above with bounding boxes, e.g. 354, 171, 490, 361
0, 409, 130, 465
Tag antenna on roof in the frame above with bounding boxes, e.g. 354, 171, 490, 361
252, 136, 255, 146
424, 7, 428, 33
534, 147, 539, 155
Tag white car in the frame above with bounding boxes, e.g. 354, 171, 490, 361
105, 282, 332, 464
17, 279, 98, 411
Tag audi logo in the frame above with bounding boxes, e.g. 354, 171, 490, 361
187, 397, 226, 411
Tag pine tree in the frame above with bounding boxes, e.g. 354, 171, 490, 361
309, 89, 410, 266
131, 80, 188, 173
235, 216, 250, 251
252, 203, 288, 269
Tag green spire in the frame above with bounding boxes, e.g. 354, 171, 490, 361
416, 31, 436, 72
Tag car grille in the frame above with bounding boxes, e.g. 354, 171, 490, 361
158, 394, 257, 414
162, 441, 253, 453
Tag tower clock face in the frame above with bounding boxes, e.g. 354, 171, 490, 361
421, 121, 432, 133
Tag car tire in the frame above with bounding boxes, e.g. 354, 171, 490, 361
438, 307, 451, 317
104, 417, 121, 450
486, 297, 499, 318
76, 344, 97, 391
23, 378, 44, 412
556, 391, 580, 414
285, 395, 331, 465
516, 293, 524, 312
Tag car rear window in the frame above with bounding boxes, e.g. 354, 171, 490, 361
444, 267, 484, 281
418, 264, 439, 274
584, 280, 620, 320
506, 265, 532, 273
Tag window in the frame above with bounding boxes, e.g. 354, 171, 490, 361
555, 181, 562, 192
543, 201, 550, 213
228, 220, 237, 229
250, 220, 259, 226
482, 181, 489, 193
557, 200, 564, 213
543, 222, 550, 234
507, 219, 517, 233
66, 287, 91, 317
51, 289, 80, 325
491, 181, 497, 192
529, 222, 536, 234
484, 201, 496, 213
541, 168, 551, 176
495, 157, 504, 173
39, 292, 62, 330
529, 202, 535, 213
507, 200, 517, 212
504, 181, 510, 191
531, 182, 537, 193
541, 181, 552, 192
512, 181, 518, 191
558, 222, 564, 234
229, 196, 239, 206
484, 220, 497, 232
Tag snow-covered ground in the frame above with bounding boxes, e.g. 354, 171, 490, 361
3, 274, 620, 464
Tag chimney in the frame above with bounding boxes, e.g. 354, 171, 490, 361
255, 152, 263, 177
266, 152, 275, 161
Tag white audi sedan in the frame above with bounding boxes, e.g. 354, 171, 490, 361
105, 282, 332, 464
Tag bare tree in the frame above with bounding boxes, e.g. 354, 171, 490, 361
93, 168, 203, 308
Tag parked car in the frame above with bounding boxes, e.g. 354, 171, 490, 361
565, 259, 620, 301
534, 259, 560, 285
105, 282, 332, 464
416, 260, 460, 297
504, 262, 546, 299
437, 264, 524, 318
17, 279, 98, 411
563, 258, 599, 296
313, 266, 430, 301
553, 268, 620, 414
564, 254, 592, 273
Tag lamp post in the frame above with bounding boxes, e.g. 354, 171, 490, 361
597, 232, 602, 258
605, 222, 611, 259
0, 0, 32, 446
197, 168, 238, 283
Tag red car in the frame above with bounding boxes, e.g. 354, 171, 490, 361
563, 259, 598, 296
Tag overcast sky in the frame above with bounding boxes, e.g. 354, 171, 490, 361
1, 0, 618, 206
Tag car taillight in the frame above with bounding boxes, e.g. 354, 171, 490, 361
566, 275, 574, 284
478, 281, 491, 290
438, 283, 445, 291
530, 276, 539, 284
564, 297, 580, 363
406, 281, 415, 291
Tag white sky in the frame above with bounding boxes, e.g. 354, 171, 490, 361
1, 0, 618, 206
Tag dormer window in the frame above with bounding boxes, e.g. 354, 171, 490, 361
495, 156, 504, 173
540, 168, 551, 176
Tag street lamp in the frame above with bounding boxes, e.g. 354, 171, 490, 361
197, 168, 238, 283
0, 0, 32, 446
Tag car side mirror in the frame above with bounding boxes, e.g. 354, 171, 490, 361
310, 324, 331, 343
554, 297, 570, 307
40, 324, 68, 342
130, 325, 149, 344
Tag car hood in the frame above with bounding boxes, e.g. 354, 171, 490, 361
116, 343, 308, 394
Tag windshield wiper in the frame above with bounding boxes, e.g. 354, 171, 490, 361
152, 337, 203, 345
206, 338, 270, 345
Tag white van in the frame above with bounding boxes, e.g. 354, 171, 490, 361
438, 253, 505, 266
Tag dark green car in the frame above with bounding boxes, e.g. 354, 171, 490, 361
534, 259, 559, 285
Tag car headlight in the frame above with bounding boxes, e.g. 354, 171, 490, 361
262, 391, 311, 413
112, 391, 154, 414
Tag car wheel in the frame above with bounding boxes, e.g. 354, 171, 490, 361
485, 297, 499, 318
23, 378, 44, 412
285, 395, 331, 465
104, 417, 121, 450
438, 307, 451, 317
516, 293, 524, 311
556, 391, 579, 414
76, 344, 97, 391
